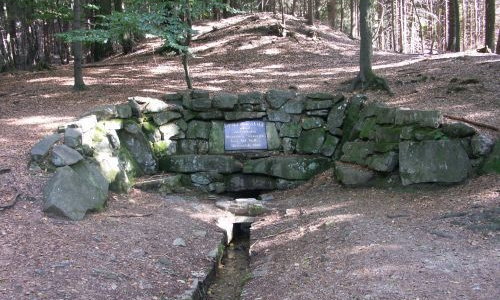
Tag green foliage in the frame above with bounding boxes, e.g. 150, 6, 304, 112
57, 0, 230, 54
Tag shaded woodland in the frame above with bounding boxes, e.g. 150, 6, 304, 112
0, 0, 498, 73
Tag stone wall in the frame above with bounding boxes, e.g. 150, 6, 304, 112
31, 89, 499, 220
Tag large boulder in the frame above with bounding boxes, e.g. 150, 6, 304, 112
43, 160, 108, 220
399, 140, 471, 185
160, 155, 242, 174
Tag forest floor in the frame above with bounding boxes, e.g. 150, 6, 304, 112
0, 12, 499, 299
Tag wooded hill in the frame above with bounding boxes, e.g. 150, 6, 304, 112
0, 0, 498, 73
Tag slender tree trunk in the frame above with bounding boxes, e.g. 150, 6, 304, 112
353, 0, 390, 93
359, 0, 373, 80
73, 0, 86, 90
496, 29, 500, 54
453, 0, 460, 51
314, 0, 321, 19
307, 0, 314, 25
350, 0, 354, 37
328, 0, 337, 29
391, 0, 396, 51
182, 0, 193, 89
484, 0, 495, 50
291, 0, 297, 15
340, 0, 344, 32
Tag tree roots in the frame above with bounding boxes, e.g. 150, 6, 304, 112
351, 73, 393, 95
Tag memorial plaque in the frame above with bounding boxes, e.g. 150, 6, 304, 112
224, 120, 268, 150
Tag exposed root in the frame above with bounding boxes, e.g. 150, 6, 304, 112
351, 73, 393, 95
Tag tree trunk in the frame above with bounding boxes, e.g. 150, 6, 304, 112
350, 0, 354, 37
391, 0, 396, 51
484, 0, 495, 50
307, 0, 314, 25
182, 0, 193, 89
73, 0, 86, 90
291, 0, 297, 15
327, 0, 337, 29
496, 29, 500, 54
353, 0, 391, 93
453, 0, 460, 51
447, 0, 460, 51
314, 0, 321, 19
340, 0, 344, 31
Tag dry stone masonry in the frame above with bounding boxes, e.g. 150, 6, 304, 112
30, 89, 499, 220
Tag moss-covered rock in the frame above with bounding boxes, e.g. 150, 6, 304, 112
282, 99, 304, 114
366, 151, 398, 172
177, 139, 209, 154
267, 110, 291, 122
335, 161, 375, 186
373, 126, 402, 143
239, 92, 263, 104
186, 120, 211, 139
296, 128, 326, 154
320, 134, 340, 157
301, 117, 325, 130
442, 122, 476, 138
209, 121, 225, 154
399, 140, 471, 185
480, 141, 500, 174
266, 122, 281, 150
243, 156, 331, 180
265, 90, 295, 109
152, 111, 182, 126
160, 155, 242, 173
225, 174, 276, 191
340, 141, 375, 165
304, 100, 333, 110
213, 93, 238, 110
224, 111, 267, 121
279, 123, 302, 138
394, 109, 443, 128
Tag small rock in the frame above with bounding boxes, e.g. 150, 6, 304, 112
173, 238, 186, 247
259, 193, 274, 201
51, 144, 84, 166
193, 230, 207, 237
471, 134, 494, 157
31, 133, 61, 161
64, 127, 83, 148
158, 257, 171, 266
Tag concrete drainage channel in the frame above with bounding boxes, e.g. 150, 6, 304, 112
178, 213, 255, 300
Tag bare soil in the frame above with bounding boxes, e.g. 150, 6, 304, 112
243, 173, 499, 300
0, 12, 499, 299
